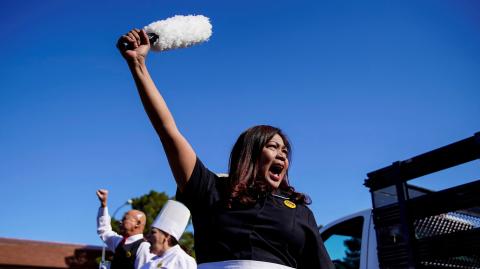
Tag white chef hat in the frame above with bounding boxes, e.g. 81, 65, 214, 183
151, 200, 190, 241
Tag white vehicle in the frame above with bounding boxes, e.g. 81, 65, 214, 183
320, 132, 480, 269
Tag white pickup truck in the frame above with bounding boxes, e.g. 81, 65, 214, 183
319, 132, 480, 269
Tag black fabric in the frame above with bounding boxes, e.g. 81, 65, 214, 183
176, 158, 334, 269
111, 238, 145, 269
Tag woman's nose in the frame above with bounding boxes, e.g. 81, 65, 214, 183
277, 151, 286, 160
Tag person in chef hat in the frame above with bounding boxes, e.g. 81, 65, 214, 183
141, 200, 196, 269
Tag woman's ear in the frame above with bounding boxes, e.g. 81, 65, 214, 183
163, 234, 170, 244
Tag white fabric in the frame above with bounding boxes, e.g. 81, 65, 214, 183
140, 245, 196, 269
198, 260, 295, 269
151, 200, 190, 241
144, 15, 212, 52
97, 207, 154, 269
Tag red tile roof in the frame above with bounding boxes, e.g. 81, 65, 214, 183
0, 237, 109, 269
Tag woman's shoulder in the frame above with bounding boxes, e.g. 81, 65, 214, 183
294, 201, 314, 215
285, 195, 315, 220
193, 157, 224, 181
176, 157, 225, 210
172, 246, 197, 267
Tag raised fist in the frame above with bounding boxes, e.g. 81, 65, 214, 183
96, 189, 109, 208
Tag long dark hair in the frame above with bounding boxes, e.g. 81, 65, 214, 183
225, 125, 310, 207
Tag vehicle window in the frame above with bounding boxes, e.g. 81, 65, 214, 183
321, 216, 363, 269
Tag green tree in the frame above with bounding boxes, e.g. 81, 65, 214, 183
332, 237, 361, 269
342, 237, 361, 268
112, 190, 195, 257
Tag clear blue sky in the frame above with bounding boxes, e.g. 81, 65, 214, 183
0, 0, 479, 246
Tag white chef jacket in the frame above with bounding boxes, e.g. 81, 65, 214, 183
140, 245, 196, 269
97, 206, 154, 269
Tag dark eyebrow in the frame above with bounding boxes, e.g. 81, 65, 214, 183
268, 141, 287, 150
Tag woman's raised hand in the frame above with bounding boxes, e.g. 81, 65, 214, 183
117, 29, 150, 64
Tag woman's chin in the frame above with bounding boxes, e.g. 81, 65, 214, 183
265, 176, 282, 189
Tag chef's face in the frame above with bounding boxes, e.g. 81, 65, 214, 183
257, 134, 289, 189
148, 228, 169, 255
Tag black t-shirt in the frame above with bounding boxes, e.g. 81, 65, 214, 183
176, 158, 334, 269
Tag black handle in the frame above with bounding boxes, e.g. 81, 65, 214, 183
120, 33, 159, 50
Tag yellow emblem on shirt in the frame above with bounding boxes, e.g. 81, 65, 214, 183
283, 200, 296, 209
125, 251, 132, 258
156, 261, 163, 268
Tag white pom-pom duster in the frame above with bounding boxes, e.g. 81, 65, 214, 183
144, 15, 212, 52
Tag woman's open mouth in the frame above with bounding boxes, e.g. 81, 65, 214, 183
269, 163, 284, 181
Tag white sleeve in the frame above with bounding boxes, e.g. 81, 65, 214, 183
186, 254, 197, 269
97, 206, 123, 252
135, 241, 155, 269
172, 255, 197, 269
174, 249, 197, 269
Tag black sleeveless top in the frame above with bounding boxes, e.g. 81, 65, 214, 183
111, 238, 145, 269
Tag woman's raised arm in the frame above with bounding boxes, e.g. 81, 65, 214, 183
117, 29, 196, 191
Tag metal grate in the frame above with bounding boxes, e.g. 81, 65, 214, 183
420, 256, 480, 269
414, 210, 480, 268
414, 211, 480, 239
